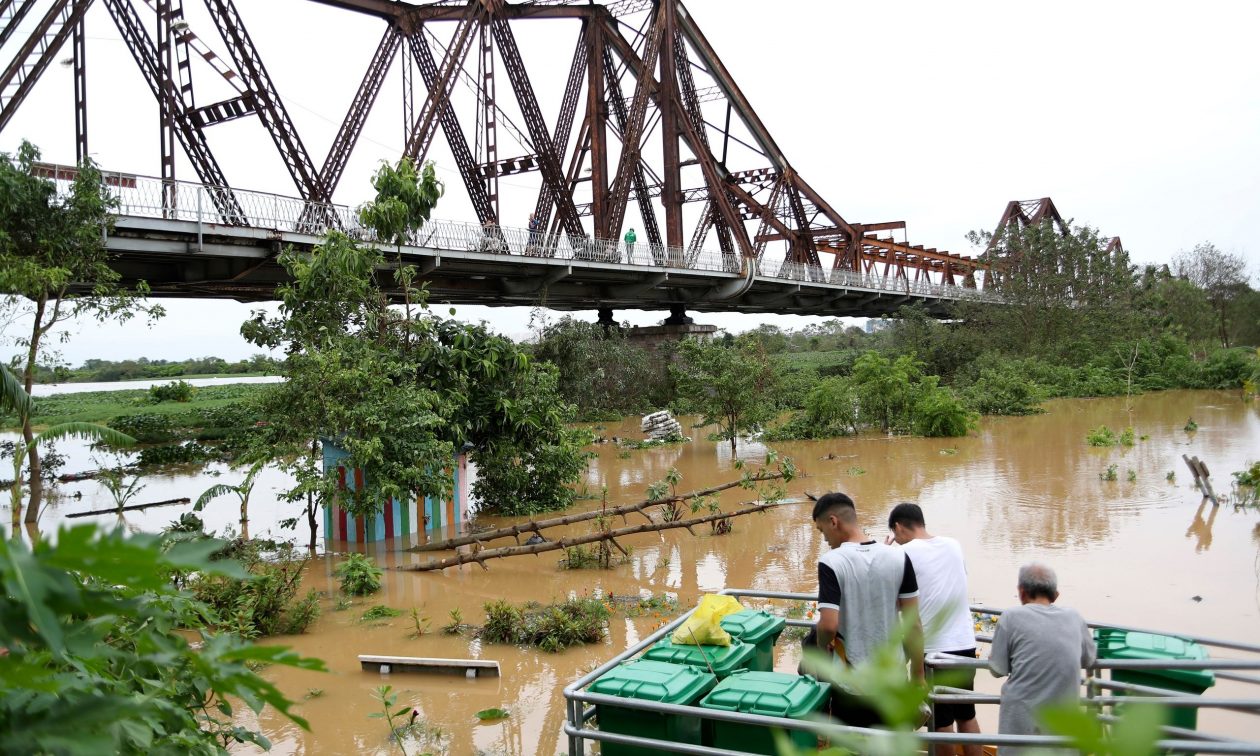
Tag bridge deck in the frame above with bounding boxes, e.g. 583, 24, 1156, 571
106, 215, 991, 316
69, 171, 994, 316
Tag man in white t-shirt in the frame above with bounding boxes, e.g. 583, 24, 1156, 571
887, 502, 981, 756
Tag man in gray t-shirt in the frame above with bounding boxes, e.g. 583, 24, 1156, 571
989, 562, 1096, 751
811, 492, 923, 727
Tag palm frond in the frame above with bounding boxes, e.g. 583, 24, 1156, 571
195, 484, 238, 511
35, 422, 135, 450
0, 364, 33, 417
241, 459, 268, 488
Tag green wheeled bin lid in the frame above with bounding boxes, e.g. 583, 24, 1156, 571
1094, 628, 1216, 692
590, 659, 718, 704
644, 637, 756, 678
700, 669, 829, 718
720, 610, 787, 645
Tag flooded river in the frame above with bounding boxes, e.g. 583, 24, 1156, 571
5, 389, 1260, 753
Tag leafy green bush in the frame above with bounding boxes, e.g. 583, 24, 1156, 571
0, 524, 324, 753
761, 413, 823, 441
188, 538, 321, 638
360, 605, 401, 623
482, 597, 610, 652
961, 364, 1045, 416
1235, 462, 1260, 488
137, 441, 215, 467
804, 377, 860, 436
1086, 426, 1118, 446
108, 412, 176, 443
848, 352, 923, 433
1197, 347, 1256, 389
912, 380, 975, 438
149, 380, 195, 403
335, 553, 383, 596
1118, 427, 1136, 446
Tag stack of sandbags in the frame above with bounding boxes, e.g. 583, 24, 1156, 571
640, 410, 684, 440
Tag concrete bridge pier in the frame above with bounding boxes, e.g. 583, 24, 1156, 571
626, 306, 718, 361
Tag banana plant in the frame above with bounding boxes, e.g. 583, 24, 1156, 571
0, 363, 33, 417
5, 364, 137, 528
195, 459, 267, 540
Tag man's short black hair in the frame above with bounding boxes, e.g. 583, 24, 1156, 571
888, 502, 925, 531
812, 492, 856, 522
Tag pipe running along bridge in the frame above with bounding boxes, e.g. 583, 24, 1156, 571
1, 0, 1007, 317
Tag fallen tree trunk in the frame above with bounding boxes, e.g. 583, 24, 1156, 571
399, 497, 798, 572
66, 497, 191, 518
59, 469, 103, 483
408, 471, 788, 553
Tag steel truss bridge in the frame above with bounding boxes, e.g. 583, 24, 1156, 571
1, 0, 1003, 316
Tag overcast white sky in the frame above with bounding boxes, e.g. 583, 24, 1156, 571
2, 0, 1257, 365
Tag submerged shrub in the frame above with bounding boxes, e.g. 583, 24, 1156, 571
962, 365, 1045, 416
108, 413, 175, 443
149, 380, 195, 403
1235, 462, 1260, 488
188, 538, 321, 637
335, 552, 383, 596
136, 441, 214, 467
481, 597, 610, 652
912, 380, 975, 438
1086, 426, 1118, 446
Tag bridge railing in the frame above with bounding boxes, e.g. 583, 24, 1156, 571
55, 169, 997, 303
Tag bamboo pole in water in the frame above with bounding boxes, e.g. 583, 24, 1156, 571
406, 471, 788, 553
398, 498, 797, 572
66, 497, 191, 518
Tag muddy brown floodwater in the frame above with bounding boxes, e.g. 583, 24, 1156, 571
6, 390, 1260, 754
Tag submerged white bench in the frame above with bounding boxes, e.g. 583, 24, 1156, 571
358, 655, 500, 679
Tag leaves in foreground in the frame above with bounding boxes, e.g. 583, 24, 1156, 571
0, 523, 325, 754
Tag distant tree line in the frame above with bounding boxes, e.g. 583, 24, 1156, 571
25, 354, 282, 383
528, 223, 1259, 437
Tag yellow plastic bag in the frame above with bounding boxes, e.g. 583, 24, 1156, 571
671, 594, 744, 646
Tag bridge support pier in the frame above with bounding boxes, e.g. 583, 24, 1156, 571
662, 305, 694, 326
596, 307, 618, 334
627, 311, 717, 363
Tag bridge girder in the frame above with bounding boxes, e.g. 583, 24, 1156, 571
0, 0, 988, 307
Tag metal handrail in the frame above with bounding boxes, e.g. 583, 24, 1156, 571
562, 587, 1260, 755
39, 168, 1001, 304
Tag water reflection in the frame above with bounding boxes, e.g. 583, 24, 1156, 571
4, 390, 1260, 753
1186, 499, 1219, 552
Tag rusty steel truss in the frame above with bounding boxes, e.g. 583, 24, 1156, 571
988, 197, 1123, 255
0, 0, 988, 287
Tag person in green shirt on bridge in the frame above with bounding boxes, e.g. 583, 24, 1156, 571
623, 228, 636, 263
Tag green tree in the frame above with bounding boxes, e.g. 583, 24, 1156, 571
1173, 242, 1250, 348
243, 163, 588, 528
529, 314, 663, 419
803, 377, 860, 436
0, 523, 324, 753
848, 351, 924, 433
0, 141, 162, 522
967, 219, 1140, 360
672, 338, 778, 454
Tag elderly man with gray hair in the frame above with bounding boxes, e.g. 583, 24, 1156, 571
989, 563, 1096, 749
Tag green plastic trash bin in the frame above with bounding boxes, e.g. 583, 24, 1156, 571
644, 637, 756, 679
699, 670, 829, 754
590, 659, 717, 756
1094, 628, 1216, 731
720, 610, 787, 672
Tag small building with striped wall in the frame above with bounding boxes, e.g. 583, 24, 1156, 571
321, 441, 470, 547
